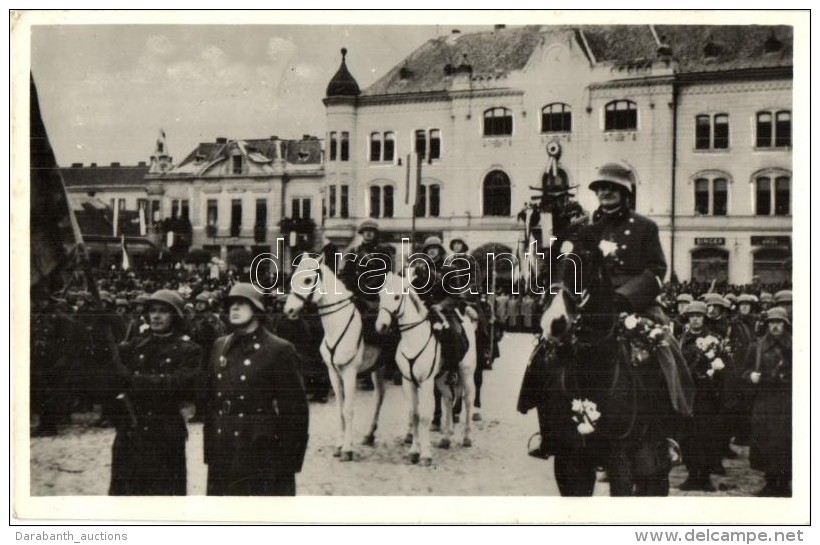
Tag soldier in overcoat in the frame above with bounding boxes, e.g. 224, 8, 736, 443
204, 283, 309, 496
742, 306, 792, 497
108, 289, 202, 496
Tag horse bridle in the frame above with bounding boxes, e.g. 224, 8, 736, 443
379, 289, 439, 387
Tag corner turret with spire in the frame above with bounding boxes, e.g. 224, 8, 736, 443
324, 48, 361, 104
149, 128, 173, 174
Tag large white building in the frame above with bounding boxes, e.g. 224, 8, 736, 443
321, 24, 792, 285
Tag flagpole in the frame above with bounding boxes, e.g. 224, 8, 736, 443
412, 151, 421, 251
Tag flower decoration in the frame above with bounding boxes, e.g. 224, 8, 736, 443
571, 398, 601, 436
616, 313, 670, 364
695, 334, 731, 379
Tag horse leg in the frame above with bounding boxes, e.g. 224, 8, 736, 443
436, 375, 453, 450
460, 362, 476, 447
417, 377, 435, 465
554, 453, 596, 496
403, 379, 421, 464
362, 367, 386, 447
338, 365, 358, 462
327, 365, 345, 458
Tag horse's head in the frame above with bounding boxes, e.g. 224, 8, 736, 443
375, 272, 405, 334
283, 254, 324, 319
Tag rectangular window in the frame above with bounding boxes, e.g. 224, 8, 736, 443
384, 132, 395, 162
255, 199, 267, 228
775, 111, 791, 147
329, 185, 337, 218
118, 198, 126, 211
340, 184, 349, 218
383, 186, 394, 218
230, 199, 242, 237
605, 100, 638, 131
756, 177, 771, 215
302, 198, 311, 219
329, 131, 337, 161
542, 104, 572, 133
370, 133, 381, 162
415, 130, 426, 159
713, 114, 729, 149
484, 108, 513, 136
370, 186, 381, 218
171, 200, 180, 220
232, 155, 243, 175
416, 184, 426, 217
713, 178, 727, 216
180, 200, 189, 220
151, 200, 161, 224
695, 115, 711, 149
756, 112, 773, 148
340, 132, 349, 161
429, 184, 440, 217
774, 176, 790, 215
291, 199, 300, 219
429, 129, 440, 160
694, 179, 710, 215
206, 199, 218, 226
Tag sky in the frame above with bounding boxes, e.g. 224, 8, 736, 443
30, 22, 486, 166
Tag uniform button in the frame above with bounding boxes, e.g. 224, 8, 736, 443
143, 426, 149, 431
239, 395, 245, 400
234, 431, 240, 437
238, 413, 244, 418
147, 411, 153, 416
218, 410, 223, 415
253, 343, 260, 350
217, 428, 222, 434
629, 218, 635, 223
159, 373, 165, 378
240, 375, 246, 381
624, 230, 631, 235
217, 373, 222, 379
619, 260, 625, 265
621, 244, 627, 249
139, 354, 144, 359
243, 359, 251, 366
217, 392, 222, 397
134, 371, 140, 376
165, 358, 171, 363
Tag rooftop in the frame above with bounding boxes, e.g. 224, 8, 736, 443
59, 163, 150, 188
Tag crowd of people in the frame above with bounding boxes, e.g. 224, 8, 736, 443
29, 160, 793, 498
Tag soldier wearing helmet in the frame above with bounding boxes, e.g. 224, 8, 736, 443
204, 283, 309, 496
677, 300, 722, 492
578, 162, 667, 316
773, 290, 792, 321
742, 306, 792, 497
337, 219, 396, 344
108, 289, 202, 495
189, 290, 226, 423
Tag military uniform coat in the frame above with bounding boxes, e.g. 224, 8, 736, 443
578, 206, 667, 312
204, 327, 309, 496
742, 333, 792, 478
109, 332, 202, 496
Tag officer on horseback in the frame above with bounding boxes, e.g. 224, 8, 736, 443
581, 162, 667, 318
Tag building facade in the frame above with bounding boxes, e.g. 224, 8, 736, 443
321, 25, 792, 284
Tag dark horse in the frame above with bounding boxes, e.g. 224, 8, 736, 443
518, 242, 693, 496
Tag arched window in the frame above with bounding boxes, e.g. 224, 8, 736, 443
483, 107, 513, 136
415, 183, 441, 218
369, 186, 381, 218
541, 103, 571, 133
693, 174, 728, 216
753, 170, 790, 216
691, 247, 729, 284
369, 183, 394, 218
604, 100, 638, 131
756, 110, 791, 148
483, 170, 511, 216
384, 132, 395, 161
369, 133, 381, 162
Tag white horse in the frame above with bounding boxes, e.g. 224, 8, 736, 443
375, 272, 478, 465
283, 255, 385, 461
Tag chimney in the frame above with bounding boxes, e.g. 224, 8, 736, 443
270, 135, 279, 140
138, 161, 147, 167
216, 137, 228, 144
90, 163, 97, 167
71, 162, 83, 168
110, 162, 120, 167
451, 29, 461, 35
656, 35, 672, 58
494, 24, 506, 30
302, 134, 311, 140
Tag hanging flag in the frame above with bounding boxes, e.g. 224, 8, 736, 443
112, 200, 119, 237
404, 153, 412, 205
166, 230, 175, 248
138, 202, 147, 236
29, 74, 84, 289
121, 234, 131, 271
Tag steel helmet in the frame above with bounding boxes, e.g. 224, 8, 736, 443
589, 162, 635, 195
422, 236, 445, 252
773, 290, 792, 304
145, 289, 186, 318
765, 306, 790, 326
737, 294, 759, 305
357, 219, 379, 234
682, 301, 708, 316
676, 293, 694, 304
449, 238, 469, 252
703, 293, 730, 309
227, 283, 266, 313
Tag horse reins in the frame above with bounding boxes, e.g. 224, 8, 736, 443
380, 291, 439, 388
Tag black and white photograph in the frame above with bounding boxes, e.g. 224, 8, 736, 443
11, 9, 809, 524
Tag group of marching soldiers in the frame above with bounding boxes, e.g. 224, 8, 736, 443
667, 289, 793, 496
